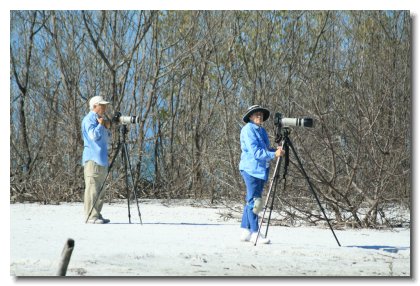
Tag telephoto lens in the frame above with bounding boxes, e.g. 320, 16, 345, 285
274, 112, 313, 128
281, 117, 313, 128
119, 116, 140, 124
111, 112, 140, 125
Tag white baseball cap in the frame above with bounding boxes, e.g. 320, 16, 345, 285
89, 95, 110, 110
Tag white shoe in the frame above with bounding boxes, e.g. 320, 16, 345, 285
240, 229, 252, 242
250, 232, 270, 244
87, 218, 105, 224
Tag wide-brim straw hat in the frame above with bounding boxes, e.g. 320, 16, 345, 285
242, 105, 270, 123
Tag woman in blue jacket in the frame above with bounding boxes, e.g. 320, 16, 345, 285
239, 105, 284, 244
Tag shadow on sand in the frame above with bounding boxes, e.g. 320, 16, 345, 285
346, 245, 410, 253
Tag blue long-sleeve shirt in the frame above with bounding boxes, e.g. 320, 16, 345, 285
239, 122, 276, 181
82, 111, 110, 167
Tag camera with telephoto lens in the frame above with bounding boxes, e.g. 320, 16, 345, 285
112, 111, 140, 125
274, 113, 313, 128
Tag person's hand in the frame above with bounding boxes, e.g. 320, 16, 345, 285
275, 146, 285, 157
97, 117, 111, 129
97, 116, 105, 125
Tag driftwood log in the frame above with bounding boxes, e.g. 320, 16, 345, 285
57, 238, 75, 276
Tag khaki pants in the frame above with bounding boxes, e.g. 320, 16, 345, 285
84, 160, 108, 220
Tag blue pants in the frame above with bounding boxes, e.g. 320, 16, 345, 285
240, 171, 266, 232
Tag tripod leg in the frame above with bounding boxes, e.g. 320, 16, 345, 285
122, 143, 143, 224
254, 155, 283, 246
265, 141, 289, 237
122, 144, 132, 224
85, 142, 121, 223
264, 176, 280, 238
286, 137, 341, 247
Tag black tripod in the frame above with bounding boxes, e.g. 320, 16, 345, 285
254, 127, 341, 246
85, 124, 142, 224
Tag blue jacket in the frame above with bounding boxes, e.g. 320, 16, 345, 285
81, 111, 110, 167
239, 122, 276, 181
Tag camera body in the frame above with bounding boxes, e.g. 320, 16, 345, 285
112, 111, 140, 125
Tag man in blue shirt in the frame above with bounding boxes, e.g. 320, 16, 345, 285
82, 95, 111, 224
239, 105, 284, 244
